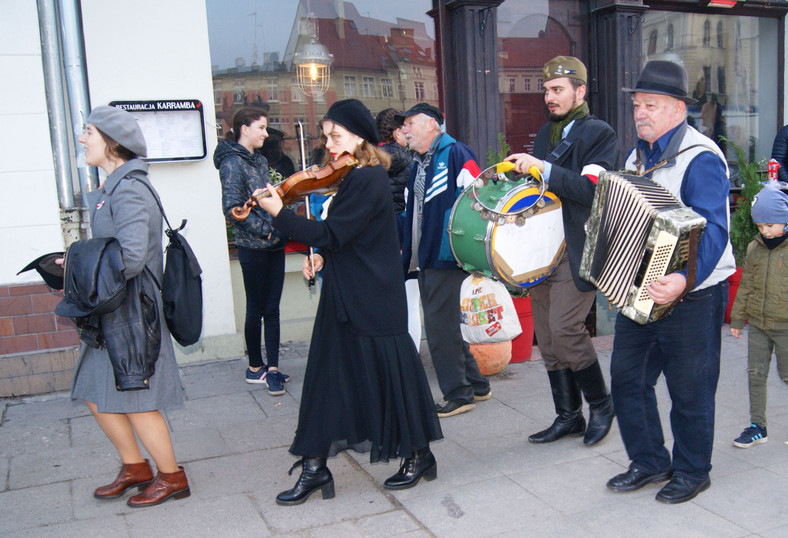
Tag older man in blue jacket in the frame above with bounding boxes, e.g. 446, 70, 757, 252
399, 103, 491, 418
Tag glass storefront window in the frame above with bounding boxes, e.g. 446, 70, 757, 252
496, 0, 585, 156
642, 12, 779, 165
205, 0, 436, 174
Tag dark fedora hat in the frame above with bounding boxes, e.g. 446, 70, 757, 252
622, 60, 697, 104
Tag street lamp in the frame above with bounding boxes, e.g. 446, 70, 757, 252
294, 33, 333, 97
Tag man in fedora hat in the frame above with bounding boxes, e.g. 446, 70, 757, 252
606, 60, 735, 504
505, 56, 618, 447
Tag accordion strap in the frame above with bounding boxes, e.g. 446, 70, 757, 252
633, 144, 715, 176
666, 226, 700, 311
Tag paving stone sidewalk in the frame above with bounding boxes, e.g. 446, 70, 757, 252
2, 329, 788, 537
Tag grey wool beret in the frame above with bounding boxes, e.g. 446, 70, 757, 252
87, 106, 147, 158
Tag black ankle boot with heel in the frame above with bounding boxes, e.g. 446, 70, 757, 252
384, 446, 437, 490
276, 457, 335, 506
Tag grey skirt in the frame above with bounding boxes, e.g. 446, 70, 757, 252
70, 322, 184, 413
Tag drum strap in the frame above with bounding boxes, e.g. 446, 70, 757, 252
546, 116, 592, 166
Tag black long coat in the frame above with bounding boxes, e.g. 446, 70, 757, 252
273, 165, 407, 335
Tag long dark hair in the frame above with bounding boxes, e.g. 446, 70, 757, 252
226, 106, 268, 142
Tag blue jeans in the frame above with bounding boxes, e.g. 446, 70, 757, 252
610, 281, 727, 481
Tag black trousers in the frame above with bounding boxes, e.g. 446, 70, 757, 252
238, 246, 285, 369
418, 269, 489, 403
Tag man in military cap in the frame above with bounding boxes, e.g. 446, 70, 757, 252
506, 56, 618, 446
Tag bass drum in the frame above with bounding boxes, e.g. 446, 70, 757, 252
449, 170, 565, 289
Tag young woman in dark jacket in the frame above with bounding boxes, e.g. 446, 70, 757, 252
214, 107, 289, 395
69, 106, 189, 508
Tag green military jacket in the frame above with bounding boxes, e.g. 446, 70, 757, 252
730, 235, 788, 331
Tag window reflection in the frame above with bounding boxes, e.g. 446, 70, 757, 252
497, 0, 584, 155
642, 12, 778, 162
206, 0, 436, 171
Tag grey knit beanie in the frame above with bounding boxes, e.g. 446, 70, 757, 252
87, 106, 147, 158
751, 183, 788, 224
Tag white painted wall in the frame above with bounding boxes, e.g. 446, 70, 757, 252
0, 1, 65, 283
79, 0, 236, 343
1, 0, 247, 360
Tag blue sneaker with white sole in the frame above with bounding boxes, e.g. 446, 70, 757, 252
733, 423, 767, 448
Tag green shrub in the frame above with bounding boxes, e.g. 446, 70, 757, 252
724, 137, 765, 266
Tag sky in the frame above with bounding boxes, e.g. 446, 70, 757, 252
205, 0, 436, 69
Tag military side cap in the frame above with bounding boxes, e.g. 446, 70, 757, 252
543, 56, 587, 85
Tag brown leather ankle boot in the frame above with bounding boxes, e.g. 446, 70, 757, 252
94, 460, 154, 499
127, 466, 190, 508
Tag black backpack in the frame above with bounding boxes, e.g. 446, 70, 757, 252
135, 178, 204, 346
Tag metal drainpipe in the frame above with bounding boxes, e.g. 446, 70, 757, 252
57, 0, 97, 199
37, 0, 74, 212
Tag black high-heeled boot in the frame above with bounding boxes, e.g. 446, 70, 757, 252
276, 457, 335, 506
384, 447, 437, 490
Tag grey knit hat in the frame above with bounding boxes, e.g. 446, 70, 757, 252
751, 183, 788, 224
87, 106, 147, 157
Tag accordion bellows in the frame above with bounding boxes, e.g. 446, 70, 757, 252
580, 171, 707, 324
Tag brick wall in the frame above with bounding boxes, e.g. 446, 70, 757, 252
0, 283, 80, 397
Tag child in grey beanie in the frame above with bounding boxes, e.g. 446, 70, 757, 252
729, 182, 788, 449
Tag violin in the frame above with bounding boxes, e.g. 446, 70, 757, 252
230, 152, 359, 221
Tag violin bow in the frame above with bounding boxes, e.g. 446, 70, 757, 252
297, 121, 316, 288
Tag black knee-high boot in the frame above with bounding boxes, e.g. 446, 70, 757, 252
528, 369, 586, 443
384, 446, 438, 490
574, 360, 615, 446
276, 457, 335, 506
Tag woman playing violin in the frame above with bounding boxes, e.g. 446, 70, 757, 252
255, 99, 442, 506
213, 107, 289, 394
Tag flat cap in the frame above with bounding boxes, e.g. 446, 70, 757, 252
395, 103, 444, 126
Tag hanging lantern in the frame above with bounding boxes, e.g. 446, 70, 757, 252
294, 35, 333, 97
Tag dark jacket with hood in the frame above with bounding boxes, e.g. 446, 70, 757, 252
213, 139, 287, 250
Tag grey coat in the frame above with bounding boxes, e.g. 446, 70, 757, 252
71, 159, 183, 412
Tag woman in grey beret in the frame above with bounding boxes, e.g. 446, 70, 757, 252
69, 106, 189, 508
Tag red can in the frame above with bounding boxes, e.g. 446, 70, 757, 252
768, 158, 780, 181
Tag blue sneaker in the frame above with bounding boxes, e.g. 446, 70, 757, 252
266, 370, 286, 396
733, 423, 767, 448
262, 364, 289, 383
245, 368, 267, 384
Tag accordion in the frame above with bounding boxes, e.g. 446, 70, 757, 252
580, 171, 706, 324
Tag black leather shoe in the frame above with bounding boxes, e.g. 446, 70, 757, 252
606, 466, 672, 492
276, 457, 335, 506
655, 475, 710, 504
384, 447, 437, 490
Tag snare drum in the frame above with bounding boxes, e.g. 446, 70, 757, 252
449, 170, 565, 289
